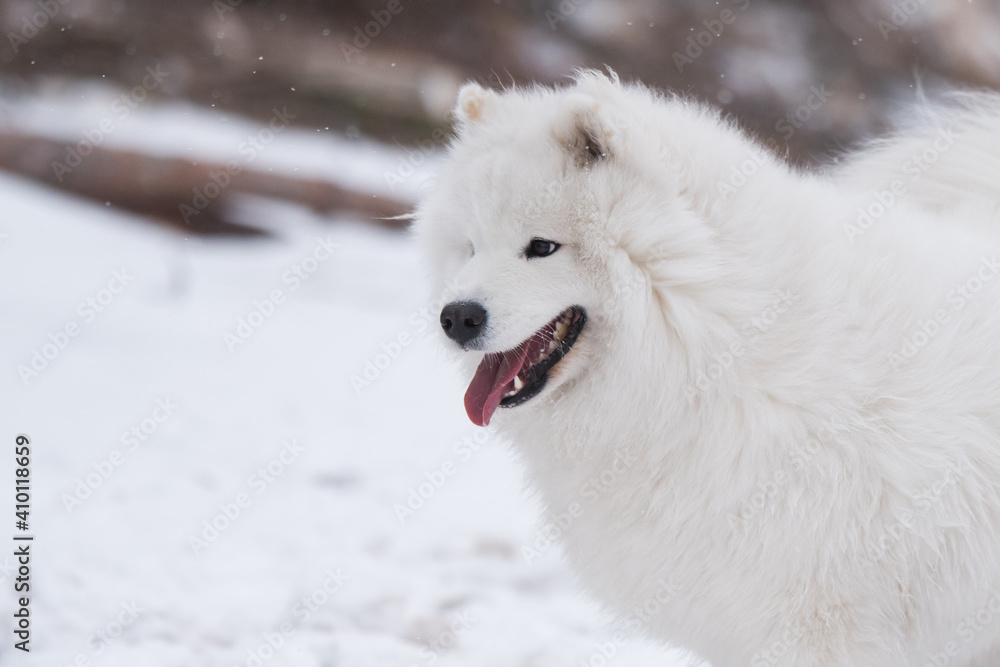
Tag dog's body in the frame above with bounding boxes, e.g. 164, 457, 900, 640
415, 71, 1000, 667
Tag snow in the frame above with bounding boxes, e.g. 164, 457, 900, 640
0, 79, 440, 202
0, 168, 696, 665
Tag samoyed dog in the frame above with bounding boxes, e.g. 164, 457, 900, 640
414, 70, 1000, 667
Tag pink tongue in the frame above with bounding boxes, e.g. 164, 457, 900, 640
464, 346, 530, 427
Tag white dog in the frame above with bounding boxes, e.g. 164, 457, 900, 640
415, 70, 1000, 667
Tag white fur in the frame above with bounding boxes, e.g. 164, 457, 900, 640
415, 71, 1000, 667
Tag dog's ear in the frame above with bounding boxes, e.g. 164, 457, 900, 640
556, 94, 613, 167
454, 82, 498, 125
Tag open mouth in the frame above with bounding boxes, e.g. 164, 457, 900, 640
464, 306, 586, 426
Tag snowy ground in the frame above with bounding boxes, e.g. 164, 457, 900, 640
0, 105, 696, 665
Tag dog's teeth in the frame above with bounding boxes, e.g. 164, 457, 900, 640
514, 375, 524, 391
504, 389, 516, 397
548, 339, 558, 353
555, 320, 569, 341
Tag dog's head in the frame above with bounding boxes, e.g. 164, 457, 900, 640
416, 70, 740, 428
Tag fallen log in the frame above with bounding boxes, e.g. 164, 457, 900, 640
0, 132, 413, 236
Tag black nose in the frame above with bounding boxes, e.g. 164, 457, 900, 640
440, 301, 487, 345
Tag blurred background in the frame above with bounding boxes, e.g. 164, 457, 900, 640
2, 1, 999, 665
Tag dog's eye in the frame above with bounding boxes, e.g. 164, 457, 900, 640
526, 238, 560, 258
